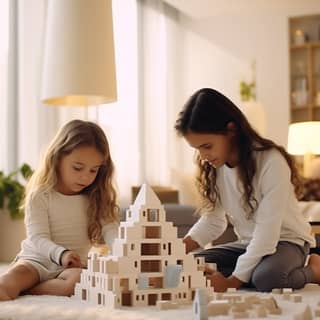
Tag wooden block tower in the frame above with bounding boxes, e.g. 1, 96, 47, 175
74, 183, 209, 308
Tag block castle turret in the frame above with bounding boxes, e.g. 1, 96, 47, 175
74, 184, 209, 308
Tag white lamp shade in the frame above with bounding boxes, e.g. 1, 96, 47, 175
287, 121, 320, 155
41, 0, 117, 106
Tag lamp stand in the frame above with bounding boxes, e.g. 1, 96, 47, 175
95, 105, 100, 123
303, 152, 313, 178
82, 106, 88, 121
81, 105, 100, 122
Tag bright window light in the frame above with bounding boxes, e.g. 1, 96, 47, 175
0, 1, 9, 170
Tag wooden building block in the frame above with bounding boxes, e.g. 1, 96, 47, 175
73, 184, 209, 309
232, 311, 249, 319
256, 306, 267, 318
290, 294, 302, 303
271, 288, 282, 294
314, 308, 320, 317
156, 300, 178, 310
207, 300, 230, 316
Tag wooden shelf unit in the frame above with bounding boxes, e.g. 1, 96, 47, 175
289, 15, 320, 123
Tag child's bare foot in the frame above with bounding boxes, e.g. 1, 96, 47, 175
308, 254, 320, 283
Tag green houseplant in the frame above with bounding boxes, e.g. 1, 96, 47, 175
0, 163, 33, 219
239, 80, 256, 102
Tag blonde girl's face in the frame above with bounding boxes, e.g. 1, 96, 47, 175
184, 131, 238, 169
56, 145, 104, 195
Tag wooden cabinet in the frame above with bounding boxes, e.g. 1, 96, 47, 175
289, 15, 320, 122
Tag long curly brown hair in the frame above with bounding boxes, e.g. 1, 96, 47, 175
175, 88, 302, 217
24, 120, 120, 243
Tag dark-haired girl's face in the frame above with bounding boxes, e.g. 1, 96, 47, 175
184, 131, 238, 168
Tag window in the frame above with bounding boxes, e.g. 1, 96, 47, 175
120, 227, 125, 239
147, 209, 159, 221
0, 1, 9, 170
98, 0, 139, 205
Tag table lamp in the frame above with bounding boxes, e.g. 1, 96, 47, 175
41, 0, 117, 111
287, 121, 320, 177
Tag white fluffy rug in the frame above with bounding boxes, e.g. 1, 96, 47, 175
1, 264, 320, 320
0, 294, 178, 320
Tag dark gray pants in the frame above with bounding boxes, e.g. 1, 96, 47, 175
195, 241, 315, 292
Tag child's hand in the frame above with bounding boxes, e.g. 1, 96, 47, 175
204, 265, 215, 276
206, 271, 243, 292
183, 236, 200, 254
206, 271, 229, 292
61, 251, 84, 268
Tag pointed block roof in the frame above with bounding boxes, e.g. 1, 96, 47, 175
133, 183, 162, 207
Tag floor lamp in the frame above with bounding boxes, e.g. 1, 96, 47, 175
41, 0, 117, 116
287, 121, 320, 178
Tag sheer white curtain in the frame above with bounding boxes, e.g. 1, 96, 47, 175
138, 0, 200, 206
0, 0, 9, 171
138, 0, 182, 186
1, 0, 193, 206
97, 0, 140, 206
1, 0, 59, 173
94, 0, 185, 206
2, 0, 139, 206
99, 0, 187, 206
17, 0, 62, 170
4, 0, 112, 172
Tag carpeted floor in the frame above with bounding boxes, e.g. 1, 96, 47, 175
1, 263, 320, 320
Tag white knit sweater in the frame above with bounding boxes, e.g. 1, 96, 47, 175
20, 190, 118, 266
187, 148, 315, 282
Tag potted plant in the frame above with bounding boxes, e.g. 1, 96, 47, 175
0, 163, 33, 219
0, 163, 33, 262
240, 80, 256, 102
239, 62, 266, 136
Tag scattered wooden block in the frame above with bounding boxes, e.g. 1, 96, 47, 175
290, 294, 302, 303
207, 300, 230, 316
221, 293, 242, 303
282, 288, 293, 294
156, 300, 178, 310
271, 288, 282, 294
314, 308, 320, 317
256, 306, 267, 318
282, 293, 291, 301
232, 311, 249, 319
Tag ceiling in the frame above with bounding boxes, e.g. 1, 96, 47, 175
162, 0, 320, 19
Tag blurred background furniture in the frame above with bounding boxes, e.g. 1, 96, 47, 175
131, 185, 179, 204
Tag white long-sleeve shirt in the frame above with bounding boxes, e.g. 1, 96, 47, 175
187, 148, 315, 283
20, 189, 118, 266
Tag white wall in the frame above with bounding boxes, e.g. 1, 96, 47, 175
167, 0, 320, 151
178, 13, 289, 146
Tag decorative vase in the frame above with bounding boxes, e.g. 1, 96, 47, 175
0, 210, 25, 262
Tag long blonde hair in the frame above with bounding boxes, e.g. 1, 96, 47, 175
24, 120, 120, 243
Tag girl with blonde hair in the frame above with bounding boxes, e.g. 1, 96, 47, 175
0, 120, 119, 300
